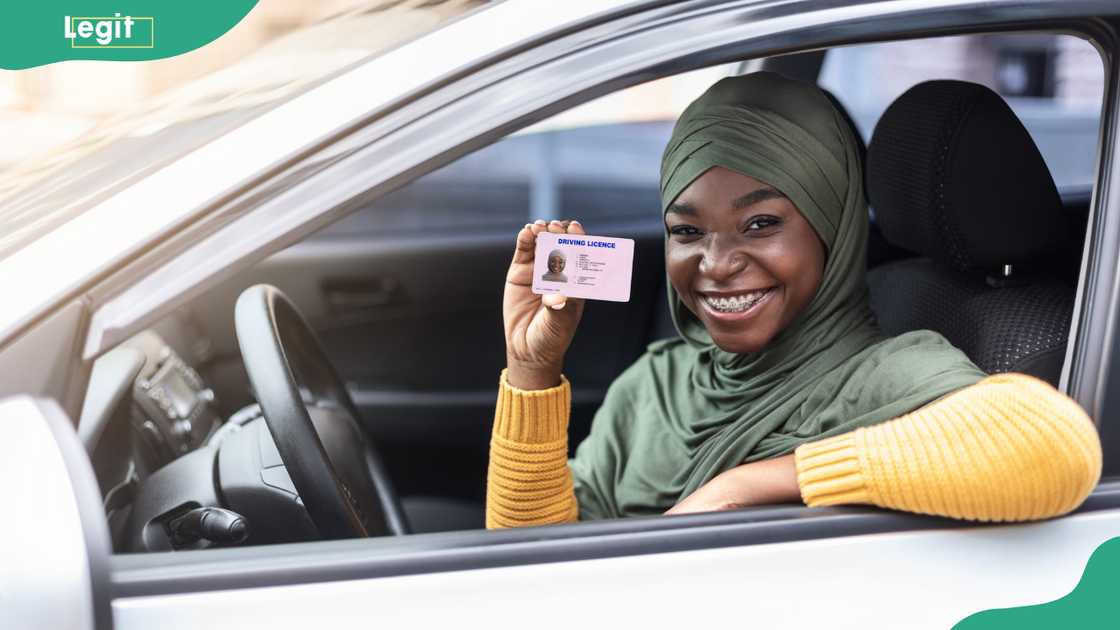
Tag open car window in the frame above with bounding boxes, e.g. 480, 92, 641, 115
313, 63, 742, 240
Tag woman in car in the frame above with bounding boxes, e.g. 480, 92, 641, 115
488, 72, 1101, 526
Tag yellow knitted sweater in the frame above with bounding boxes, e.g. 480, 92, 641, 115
487, 371, 1101, 528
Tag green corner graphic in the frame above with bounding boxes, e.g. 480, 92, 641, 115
2, 1, 258, 69
954, 536, 1120, 629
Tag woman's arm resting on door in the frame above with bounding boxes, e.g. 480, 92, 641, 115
665, 454, 800, 515
671, 373, 1102, 522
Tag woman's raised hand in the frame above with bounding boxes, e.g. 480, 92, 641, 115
503, 219, 587, 390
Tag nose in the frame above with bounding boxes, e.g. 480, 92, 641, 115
698, 233, 749, 280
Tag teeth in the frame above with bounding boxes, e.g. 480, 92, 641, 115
703, 289, 770, 313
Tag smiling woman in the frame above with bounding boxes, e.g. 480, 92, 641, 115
665, 169, 825, 354
488, 71, 1102, 526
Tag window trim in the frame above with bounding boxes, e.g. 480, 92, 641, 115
112, 481, 1120, 598
1079, 15, 1120, 475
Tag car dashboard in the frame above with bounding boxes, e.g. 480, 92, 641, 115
79, 330, 227, 551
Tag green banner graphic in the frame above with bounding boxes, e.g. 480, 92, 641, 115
954, 536, 1120, 629
1, 1, 259, 69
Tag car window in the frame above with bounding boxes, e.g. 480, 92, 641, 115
313, 63, 741, 239
818, 33, 1104, 192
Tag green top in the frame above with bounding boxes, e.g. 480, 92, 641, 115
570, 71, 985, 519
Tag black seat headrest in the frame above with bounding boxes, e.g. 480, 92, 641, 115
867, 80, 1066, 274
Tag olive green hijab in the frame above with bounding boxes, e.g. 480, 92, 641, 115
569, 72, 986, 519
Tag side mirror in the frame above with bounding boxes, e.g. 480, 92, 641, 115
0, 396, 113, 630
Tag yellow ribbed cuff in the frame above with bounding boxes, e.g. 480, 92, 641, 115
795, 432, 872, 506
494, 368, 571, 443
487, 369, 578, 529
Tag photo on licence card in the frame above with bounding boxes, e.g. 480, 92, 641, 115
532, 232, 635, 302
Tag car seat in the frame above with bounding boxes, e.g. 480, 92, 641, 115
865, 80, 1077, 384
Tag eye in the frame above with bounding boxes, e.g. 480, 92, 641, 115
744, 215, 781, 232
668, 224, 702, 238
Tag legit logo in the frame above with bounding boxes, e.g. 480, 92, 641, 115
64, 14, 154, 48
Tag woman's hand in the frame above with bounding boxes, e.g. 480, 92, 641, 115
665, 454, 801, 515
503, 219, 587, 390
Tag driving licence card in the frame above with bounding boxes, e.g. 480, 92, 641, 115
532, 232, 634, 302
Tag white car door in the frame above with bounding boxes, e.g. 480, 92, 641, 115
112, 509, 1120, 628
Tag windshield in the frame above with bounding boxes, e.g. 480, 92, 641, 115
0, 0, 489, 261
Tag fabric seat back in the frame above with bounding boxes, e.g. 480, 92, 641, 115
865, 80, 1076, 384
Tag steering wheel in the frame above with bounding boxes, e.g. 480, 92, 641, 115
234, 284, 409, 538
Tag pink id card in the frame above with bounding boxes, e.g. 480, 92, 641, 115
532, 232, 635, 302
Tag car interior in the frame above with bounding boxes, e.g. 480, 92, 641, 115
76, 35, 1101, 552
